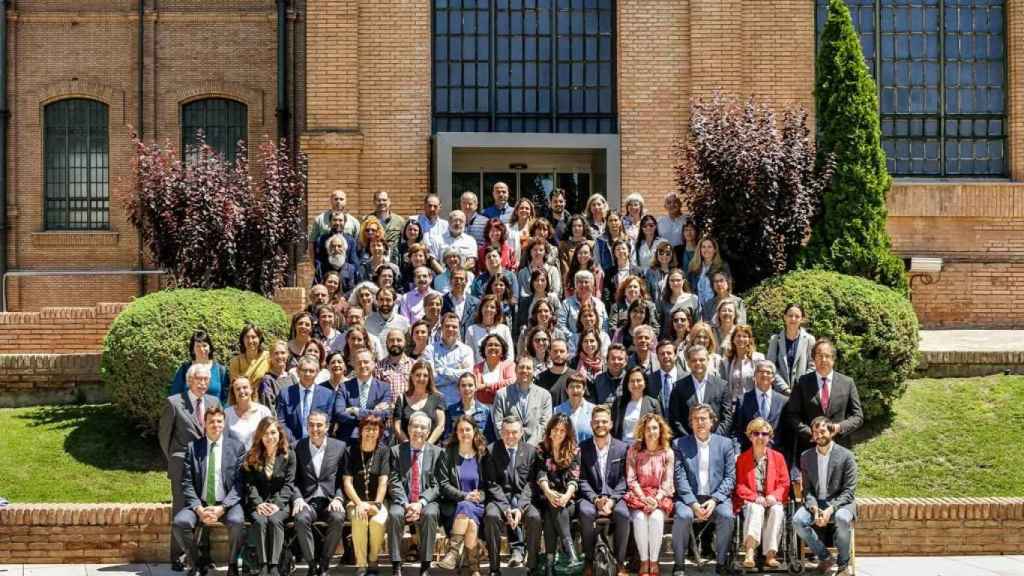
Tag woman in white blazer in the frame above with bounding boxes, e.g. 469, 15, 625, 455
766, 303, 816, 390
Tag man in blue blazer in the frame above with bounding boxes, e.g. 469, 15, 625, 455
671, 403, 736, 576
734, 360, 789, 452
172, 405, 246, 576
333, 347, 393, 441
440, 268, 479, 337
577, 405, 631, 573
277, 355, 338, 444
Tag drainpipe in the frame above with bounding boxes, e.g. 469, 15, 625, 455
0, 0, 9, 311
136, 0, 146, 297
276, 0, 298, 285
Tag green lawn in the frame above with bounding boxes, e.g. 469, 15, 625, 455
0, 376, 1022, 502
853, 375, 1024, 497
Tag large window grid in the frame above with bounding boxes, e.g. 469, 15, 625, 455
816, 0, 1006, 177
181, 98, 248, 163
44, 98, 109, 231
433, 0, 616, 134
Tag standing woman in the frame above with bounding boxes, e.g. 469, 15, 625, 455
478, 218, 518, 273
286, 313, 315, 369
396, 218, 425, 267
713, 300, 739, 359
359, 237, 399, 285
518, 299, 568, 351
343, 416, 391, 575
472, 333, 516, 405
687, 322, 724, 379
602, 239, 644, 304
517, 238, 562, 301
533, 413, 582, 576
522, 327, 553, 376
242, 417, 296, 576
621, 193, 647, 241
171, 329, 230, 402
687, 237, 730, 324
485, 275, 518, 334
437, 416, 489, 573
659, 269, 698, 327
623, 413, 674, 576
465, 294, 516, 364
584, 193, 610, 238
568, 304, 611, 359
516, 269, 562, 334
225, 376, 274, 450
709, 271, 748, 326
723, 325, 788, 399
406, 320, 432, 361
612, 300, 657, 352
611, 367, 662, 442
557, 215, 592, 279
608, 275, 659, 335
563, 240, 604, 299
258, 340, 291, 409
392, 361, 446, 444
632, 215, 662, 271
766, 303, 816, 390
644, 239, 677, 301
664, 309, 693, 372
230, 323, 270, 384
507, 198, 537, 266
676, 221, 700, 274
596, 212, 631, 272
571, 329, 605, 384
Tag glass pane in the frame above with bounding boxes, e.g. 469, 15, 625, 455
483, 172, 518, 208
520, 172, 555, 212
556, 172, 591, 215
182, 98, 248, 163
44, 99, 109, 230
451, 172, 482, 208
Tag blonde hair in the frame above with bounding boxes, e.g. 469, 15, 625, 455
745, 416, 773, 438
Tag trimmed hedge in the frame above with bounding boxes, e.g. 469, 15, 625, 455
101, 288, 289, 435
745, 270, 919, 423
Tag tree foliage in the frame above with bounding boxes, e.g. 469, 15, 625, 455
129, 134, 307, 297
675, 95, 834, 292
800, 0, 908, 293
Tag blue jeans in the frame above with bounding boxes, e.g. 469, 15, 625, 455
792, 500, 853, 567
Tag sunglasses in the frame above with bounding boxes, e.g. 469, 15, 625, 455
750, 431, 772, 438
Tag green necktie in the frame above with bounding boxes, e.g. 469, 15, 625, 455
206, 441, 218, 505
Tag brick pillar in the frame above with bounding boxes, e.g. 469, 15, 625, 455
1008, 0, 1024, 180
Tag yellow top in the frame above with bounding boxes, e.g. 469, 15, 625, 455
229, 351, 271, 385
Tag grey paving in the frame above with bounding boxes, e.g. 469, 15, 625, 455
919, 330, 1024, 353
85, 566, 150, 576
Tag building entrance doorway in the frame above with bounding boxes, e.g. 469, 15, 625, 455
451, 169, 591, 216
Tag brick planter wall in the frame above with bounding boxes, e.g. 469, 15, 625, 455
0, 353, 105, 407
1, 499, 1022, 564
0, 304, 126, 354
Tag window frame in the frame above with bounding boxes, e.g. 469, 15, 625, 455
180, 97, 249, 163
43, 97, 110, 231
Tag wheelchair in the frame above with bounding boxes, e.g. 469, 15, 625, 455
726, 497, 803, 574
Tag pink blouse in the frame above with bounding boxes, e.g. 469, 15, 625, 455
626, 445, 675, 501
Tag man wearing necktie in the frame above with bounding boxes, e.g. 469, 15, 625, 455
173, 406, 246, 576
667, 345, 732, 438
334, 348, 393, 442
734, 361, 789, 452
277, 355, 337, 445
646, 340, 686, 413
388, 412, 443, 576
784, 339, 863, 459
159, 363, 223, 571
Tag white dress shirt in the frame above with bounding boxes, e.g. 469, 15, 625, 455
694, 376, 708, 404
310, 438, 327, 499
816, 442, 834, 501
696, 437, 711, 495
595, 441, 610, 488
227, 403, 274, 449
207, 436, 225, 503
818, 370, 834, 402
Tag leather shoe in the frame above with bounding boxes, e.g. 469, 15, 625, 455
171, 560, 186, 573
672, 565, 686, 576
715, 564, 729, 576
817, 557, 835, 573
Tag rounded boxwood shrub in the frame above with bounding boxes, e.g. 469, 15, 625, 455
101, 288, 289, 435
744, 270, 919, 423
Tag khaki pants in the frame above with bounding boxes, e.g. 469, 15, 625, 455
742, 502, 784, 553
348, 504, 388, 567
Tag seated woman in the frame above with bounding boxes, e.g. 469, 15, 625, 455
343, 416, 391, 575
392, 360, 446, 444
611, 366, 661, 442
554, 373, 595, 443
225, 376, 274, 450
733, 417, 790, 569
229, 323, 270, 385
472, 333, 516, 405
624, 413, 675, 576
171, 329, 230, 402
241, 417, 296, 576
532, 413, 582, 576
437, 416, 489, 573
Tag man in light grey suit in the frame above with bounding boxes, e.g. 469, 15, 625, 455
388, 411, 443, 576
159, 363, 223, 571
793, 417, 857, 576
491, 355, 553, 446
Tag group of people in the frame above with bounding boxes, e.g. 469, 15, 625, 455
158, 185, 863, 576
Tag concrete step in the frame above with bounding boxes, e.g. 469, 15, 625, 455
917, 330, 1024, 378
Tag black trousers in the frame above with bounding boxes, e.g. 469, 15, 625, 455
387, 502, 440, 564
251, 509, 290, 566
579, 498, 631, 564
483, 502, 542, 569
294, 498, 346, 571
538, 500, 577, 556
171, 504, 245, 569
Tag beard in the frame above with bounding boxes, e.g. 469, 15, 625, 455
387, 345, 404, 357
328, 254, 346, 268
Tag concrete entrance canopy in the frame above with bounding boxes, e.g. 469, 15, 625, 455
433, 132, 621, 212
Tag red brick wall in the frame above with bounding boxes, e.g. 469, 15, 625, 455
0, 353, 104, 407
0, 303, 125, 353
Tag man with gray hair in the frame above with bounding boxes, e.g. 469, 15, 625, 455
482, 415, 543, 571
388, 411, 444, 576
428, 209, 478, 268
461, 191, 489, 245
734, 360, 789, 451
557, 269, 608, 338
159, 362, 224, 571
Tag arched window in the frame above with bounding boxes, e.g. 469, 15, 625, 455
816, 0, 1006, 176
44, 98, 109, 230
181, 98, 248, 163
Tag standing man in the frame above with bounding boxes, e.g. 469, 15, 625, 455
462, 192, 490, 246
172, 405, 245, 576
536, 338, 577, 407
648, 339, 686, 412
423, 313, 475, 405
429, 209, 478, 268
417, 193, 449, 240
671, 404, 736, 576
276, 355, 337, 444
366, 288, 410, 341
376, 329, 415, 407
577, 405, 631, 576
482, 416, 543, 573
159, 364, 224, 572
292, 411, 347, 576
371, 190, 405, 246
492, 356, 552, 446
546, 188, 570, 242
667, 345, 733, 438
793, 417, 857, 576
440, 268, 480, 336
399, 266, 440, 324
656, 191, 687, 248
784, 338, 863, 457
388, 412, 444, 576
334, 348, 393, 442
589, 344, 629, 406
482, 181, 515, 224
311, 188, 361, 245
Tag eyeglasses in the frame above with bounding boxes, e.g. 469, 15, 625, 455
750, 431, 772, 438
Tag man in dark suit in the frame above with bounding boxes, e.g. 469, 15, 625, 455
667, 345, 732, 438
734, 360, 788, 452
481, 415, 544, 573
671, 404, 736, 576
159, 363, 224, 571
172, 405, 245, 576
388, 411, 444, 576
784, 339, 863, 457
588, 344, 629, 405
578, 405, 631, 575
333, 347, 393, 442
277, 354, 338, 444
441, 268, 480, 337
647, 339, 686, 411
292, 411, 348, 576
792, 417, 857, 576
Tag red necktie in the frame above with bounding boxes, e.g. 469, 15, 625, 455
410, 449, 421, 503
195, 398, 205, 429
820, 377, 830, 413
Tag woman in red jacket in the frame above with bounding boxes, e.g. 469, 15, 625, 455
733, 417, 790, 569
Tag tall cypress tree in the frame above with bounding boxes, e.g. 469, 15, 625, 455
800, 0, 908, 293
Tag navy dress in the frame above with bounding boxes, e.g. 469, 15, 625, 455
454, 456, 485, 524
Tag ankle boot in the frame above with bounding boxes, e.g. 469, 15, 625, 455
438, 534, 465, 570
545, 553, 556, 576
561, 537, 579, 564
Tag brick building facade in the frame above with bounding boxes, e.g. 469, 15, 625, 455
2, 1, 1022, 328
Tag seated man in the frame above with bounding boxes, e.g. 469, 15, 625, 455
482, 416, 543, 574
793, 417, 857, 576
578, 405, 631, 576
671, 404, 736, 576
172, 406, 245, 576
292, 411, 347, 576
388, 411, 444, 576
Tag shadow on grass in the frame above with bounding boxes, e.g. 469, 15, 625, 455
848, 409, 895, 447
17, 404, 165, 473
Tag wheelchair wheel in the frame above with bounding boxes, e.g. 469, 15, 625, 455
785, 525, 804, 574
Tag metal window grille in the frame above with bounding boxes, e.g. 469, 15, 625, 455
181, 98, 249, 163
44, 98, 109, 231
